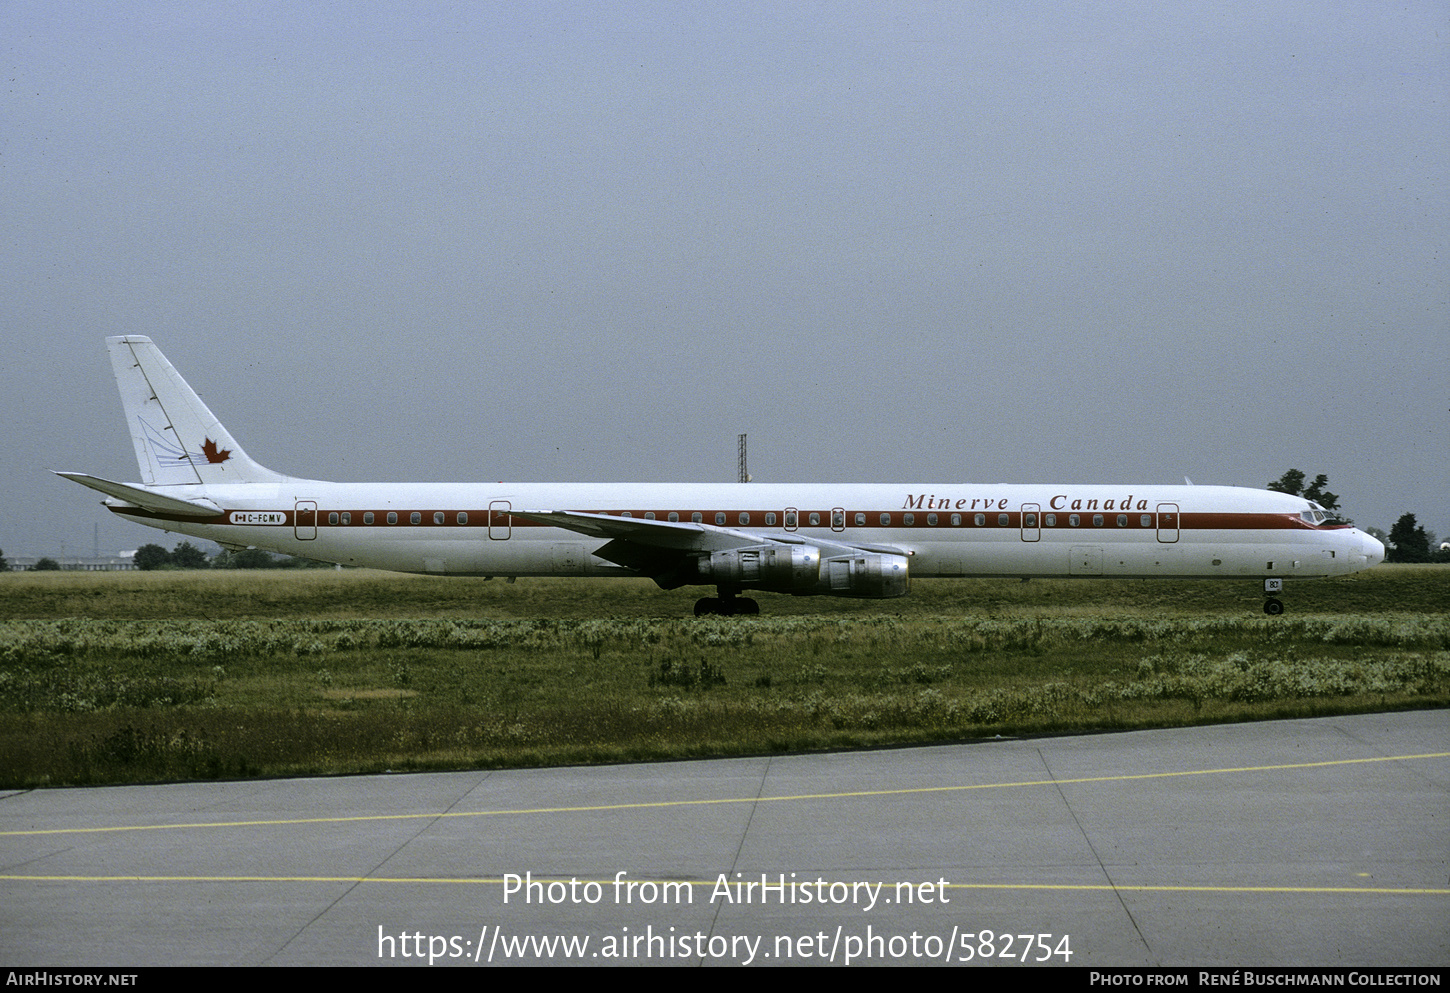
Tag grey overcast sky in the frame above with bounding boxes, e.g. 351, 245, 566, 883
3, 1, 1445, 560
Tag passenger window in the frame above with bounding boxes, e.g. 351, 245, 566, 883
765, 513, 776, 526
903, 513, 914, 526
997, 513, 1009, 526
691, 512, 702, 524
1093, 514, 1103, 527
1023, 513, 1037, 527
341, 512, 350, 525
1116, 514, 1128, 527
951, 513, 961, 526
1140, 514, 1151, 527
387, 512, 398, 525
832, 511, 844, 528
668, 512, 679, 522
739, 512, 749, 525
645, 512, 655, 520
927, 513, 938, 526
621, 511, 632, 518
1069, 514, 1079, 527
411, 512, 422, 525
880, 513, 891, 526
808, 512, 820, 526
1044, 514, 1055, 527
855, 512, 866, 526
328, 512, 339, 525
785, 511, 797, 527
716, 512, 726, 525
457, 512, 467, 524
434, 512, 445, 525
364, 512, 374, 525
974, 514, 985, 526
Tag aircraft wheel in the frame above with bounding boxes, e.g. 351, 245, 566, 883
737, 598, 760, 616
694, 597, 719, 617
1263, 598, 1284, 616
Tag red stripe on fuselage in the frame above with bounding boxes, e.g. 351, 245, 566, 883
108, 505, 1319, 532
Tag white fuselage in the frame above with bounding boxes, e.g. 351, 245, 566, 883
113, 480, 1383, 583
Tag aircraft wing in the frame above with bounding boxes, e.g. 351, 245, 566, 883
508, 509, 768, 551
509, 509, 909, 559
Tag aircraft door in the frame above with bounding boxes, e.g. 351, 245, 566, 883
489, 500, 511, 540
1020, 503, 1040, 542
1156, 503, 1180, 543
294, 501, 317, 540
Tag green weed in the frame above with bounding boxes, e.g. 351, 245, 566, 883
0, 567, 1444, 786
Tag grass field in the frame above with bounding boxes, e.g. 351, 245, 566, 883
0, 566, 1444, 787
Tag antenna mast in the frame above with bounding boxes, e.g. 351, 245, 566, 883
738, 434, 749, 483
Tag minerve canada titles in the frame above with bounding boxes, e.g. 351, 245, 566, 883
904, 493, 1152, 511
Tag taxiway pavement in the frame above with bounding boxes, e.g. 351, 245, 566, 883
2, 710, 1445, 966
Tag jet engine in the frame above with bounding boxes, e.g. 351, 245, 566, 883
696, 544, 820, 591
692, 545, 909, 598
818, 552, 910, 598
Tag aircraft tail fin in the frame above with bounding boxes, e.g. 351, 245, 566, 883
107, 336, 288, 485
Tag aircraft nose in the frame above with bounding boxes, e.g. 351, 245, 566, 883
1361, 531, 1385, 566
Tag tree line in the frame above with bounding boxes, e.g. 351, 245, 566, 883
0, 544, 328, 571
132, 543, 332, 570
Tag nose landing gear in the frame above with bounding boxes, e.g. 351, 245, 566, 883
1263, 578, 1284, 615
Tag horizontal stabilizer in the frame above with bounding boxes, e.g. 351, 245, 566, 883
53, 472, 223, 517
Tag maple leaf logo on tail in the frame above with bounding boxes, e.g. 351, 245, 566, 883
200, 438, 232, 464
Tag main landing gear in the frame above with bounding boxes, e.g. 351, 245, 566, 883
1263, 578, 1285, 616
694, 590, 760, 616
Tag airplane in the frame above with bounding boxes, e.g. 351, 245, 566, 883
58, 337, 1385, 616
